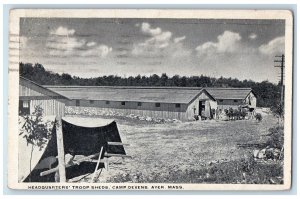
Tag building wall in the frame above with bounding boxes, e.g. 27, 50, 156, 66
245, 92, 257, 107
210, 100, 218, 110
216, 92, 257, 110
67, 99, 188, 112
185, 93, 217, 119
66, 99, 190, 120
66, 106, 189, 120
216, 99, 244, 110
199, 92, 218, 110
19, 80, 67, 116
217, 99, 244, 106
20, 79, 63, 98
64, 90, 215, 121
186, 100, 198, 120
20, 84, 45, 96
29, 99, 65, 116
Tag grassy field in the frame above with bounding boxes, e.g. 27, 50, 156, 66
66, 114, 282, 184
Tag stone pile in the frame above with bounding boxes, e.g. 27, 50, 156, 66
65, 106, 181, 124
253, 147, 283, 160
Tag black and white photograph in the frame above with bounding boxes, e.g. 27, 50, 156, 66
8, 9, 293, 190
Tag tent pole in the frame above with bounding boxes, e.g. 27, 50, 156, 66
56, 115, 66, 182
90, 146, 104, 183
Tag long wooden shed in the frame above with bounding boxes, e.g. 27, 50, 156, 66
19, 77, 69, 116
45, 86, 216, 121
205, 88, 257, 110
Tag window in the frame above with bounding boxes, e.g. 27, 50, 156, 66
23, 101, 29, 108
234, 100, 238, 102
155, 103, 161, 107
219, 99, 223, 102
121, 101, 125, 106
175, 103, 181, 108
106, 101, 110, 105
76, 100, 80, 106
137, 102, 142, 106
89, 100, 94, 104
19, 100, 30, 115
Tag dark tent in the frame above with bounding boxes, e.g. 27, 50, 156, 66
23, 118, 126, 182
62, 119, 126, 156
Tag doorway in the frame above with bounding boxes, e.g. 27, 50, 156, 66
199, 100, 205, 116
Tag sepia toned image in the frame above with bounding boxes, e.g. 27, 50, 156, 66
8, 9, 293, 190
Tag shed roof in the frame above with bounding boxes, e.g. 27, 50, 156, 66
205, 88, 253, 100
20, 76, 70, 100
45, 86, 207, 104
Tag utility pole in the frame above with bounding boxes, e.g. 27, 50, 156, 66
274, 54, 285, 116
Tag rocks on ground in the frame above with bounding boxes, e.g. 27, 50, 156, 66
65, 106, 182, 124
253, 147, 283, 161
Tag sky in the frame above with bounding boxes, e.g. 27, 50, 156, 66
18, 18, 285, 83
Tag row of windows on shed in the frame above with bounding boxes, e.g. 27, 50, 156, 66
218, 99, 239, 102
75, 100, 181, 108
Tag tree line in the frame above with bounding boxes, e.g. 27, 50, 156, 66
19, 62, 281, 108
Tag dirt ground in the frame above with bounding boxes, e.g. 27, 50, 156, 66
66, 113, 278, 183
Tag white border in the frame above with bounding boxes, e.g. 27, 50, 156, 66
7, 9, 293, 191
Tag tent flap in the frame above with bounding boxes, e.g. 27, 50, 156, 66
21, 118, 125, 182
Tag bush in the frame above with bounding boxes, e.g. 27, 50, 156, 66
233, 109, 240, 120
266, 126, 284, 149
271, 102, 284, 118
225, 108, 234, 120
240, 109, 247, 119
19, 105, 53, 182
224, 108, 248, 120
20, 105, 53, 149
255, 113, 262, 121
224, 109, 228, 114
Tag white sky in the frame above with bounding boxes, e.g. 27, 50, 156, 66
19, 18, 285, 83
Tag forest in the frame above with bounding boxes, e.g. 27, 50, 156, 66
19, 62, 282, 108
